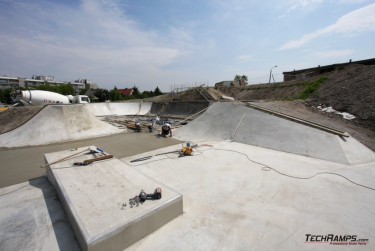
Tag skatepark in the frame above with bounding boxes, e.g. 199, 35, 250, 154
1, 101, 374, 250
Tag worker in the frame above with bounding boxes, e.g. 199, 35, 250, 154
161, 123, 172, 137
134, 118, 141, 132
181, 142, 193, 156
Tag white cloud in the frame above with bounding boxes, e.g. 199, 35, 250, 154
278, 0, 323, 18
280, 3, 375, 50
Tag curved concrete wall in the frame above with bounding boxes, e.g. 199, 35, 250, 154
0, 102, 152, 148
88, 102, 152, 116
174, 102, 375, 164
150, 101, 209, 116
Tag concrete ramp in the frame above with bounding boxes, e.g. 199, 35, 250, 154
174, 102, 375, 164
0, 105, 123, 148
88, 102, 152, 116
0, 102, 153, 148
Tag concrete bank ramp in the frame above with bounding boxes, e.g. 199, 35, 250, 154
0, 102, 154, 148
174, 102, 375, 165
0, 105, 124, 148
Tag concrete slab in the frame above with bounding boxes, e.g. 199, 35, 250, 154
122, 141, 375, 250
44, 146, 183, 251
0, 177, 80, 251
174, 102, 375, 164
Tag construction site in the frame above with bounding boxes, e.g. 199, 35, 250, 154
0, 63, 375, 250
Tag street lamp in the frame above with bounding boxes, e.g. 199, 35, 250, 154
269, 65, 277, 84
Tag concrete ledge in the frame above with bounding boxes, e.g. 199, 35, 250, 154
44, 146, 183, 251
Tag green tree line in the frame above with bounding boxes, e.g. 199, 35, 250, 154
94, 86, 163, 102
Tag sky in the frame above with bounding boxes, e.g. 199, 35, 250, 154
0, 0, 374, 92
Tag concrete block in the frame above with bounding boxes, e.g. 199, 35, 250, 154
44, 146, 183, 251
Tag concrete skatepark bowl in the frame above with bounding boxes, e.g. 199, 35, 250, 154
1, 101, 375, 250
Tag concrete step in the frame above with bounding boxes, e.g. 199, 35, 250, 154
44, 146, 183, 251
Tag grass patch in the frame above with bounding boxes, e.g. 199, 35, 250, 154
298, 76, 328, 99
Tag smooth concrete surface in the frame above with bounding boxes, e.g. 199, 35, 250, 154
1, 140, 374, 250
44, 146, 183, 251
0, 104, 124, 148
174, 102, 375, 164
88, 102, 152, 116
123, 141, 375, 250
0, 177, 80, 251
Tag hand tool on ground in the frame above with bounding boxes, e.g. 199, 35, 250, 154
40, 148, 89, 168
227, 112, 246, 142
73, 155, 114, 166
89, 149, 99, 158
130, 150, 180, 162
139, 187, 162, 202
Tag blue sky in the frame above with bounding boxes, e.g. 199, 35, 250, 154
0, 0, 374, 91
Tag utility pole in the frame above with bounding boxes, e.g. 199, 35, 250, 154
269, 65, 277, 84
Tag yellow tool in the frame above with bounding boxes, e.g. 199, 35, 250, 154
180, 142, 193, 156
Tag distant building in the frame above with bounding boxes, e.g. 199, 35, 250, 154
32, 75, 55, 82
215, 80, 245, 88
0, 75, 99, 92
0, 76, 20, 89
72, 79, 98, 94
283, 58, 375, 81
118, 88, 133, 96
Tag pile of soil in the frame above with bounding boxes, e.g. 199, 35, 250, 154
308, 64, 375, 131
218, 81, 308, 101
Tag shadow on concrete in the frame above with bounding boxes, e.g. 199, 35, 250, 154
29, 176, 81, 251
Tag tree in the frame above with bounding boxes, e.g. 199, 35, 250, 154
79, 88, 89, 95
131, 86, 141, 99
0, 88, 12, 104
234, 75, 248, 85
154, 86, 163, 96
109, 86, 124, 101
36, 84, 75, 95
58, 84, 75, 95
94, 88, 110, 102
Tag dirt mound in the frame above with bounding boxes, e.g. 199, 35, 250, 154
309, 64, 375, 131
0, 106, 43, 134
218, 82, 308, 101
145, 86, 226, 102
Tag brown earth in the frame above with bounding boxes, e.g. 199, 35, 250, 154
309, 64, 375, 132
